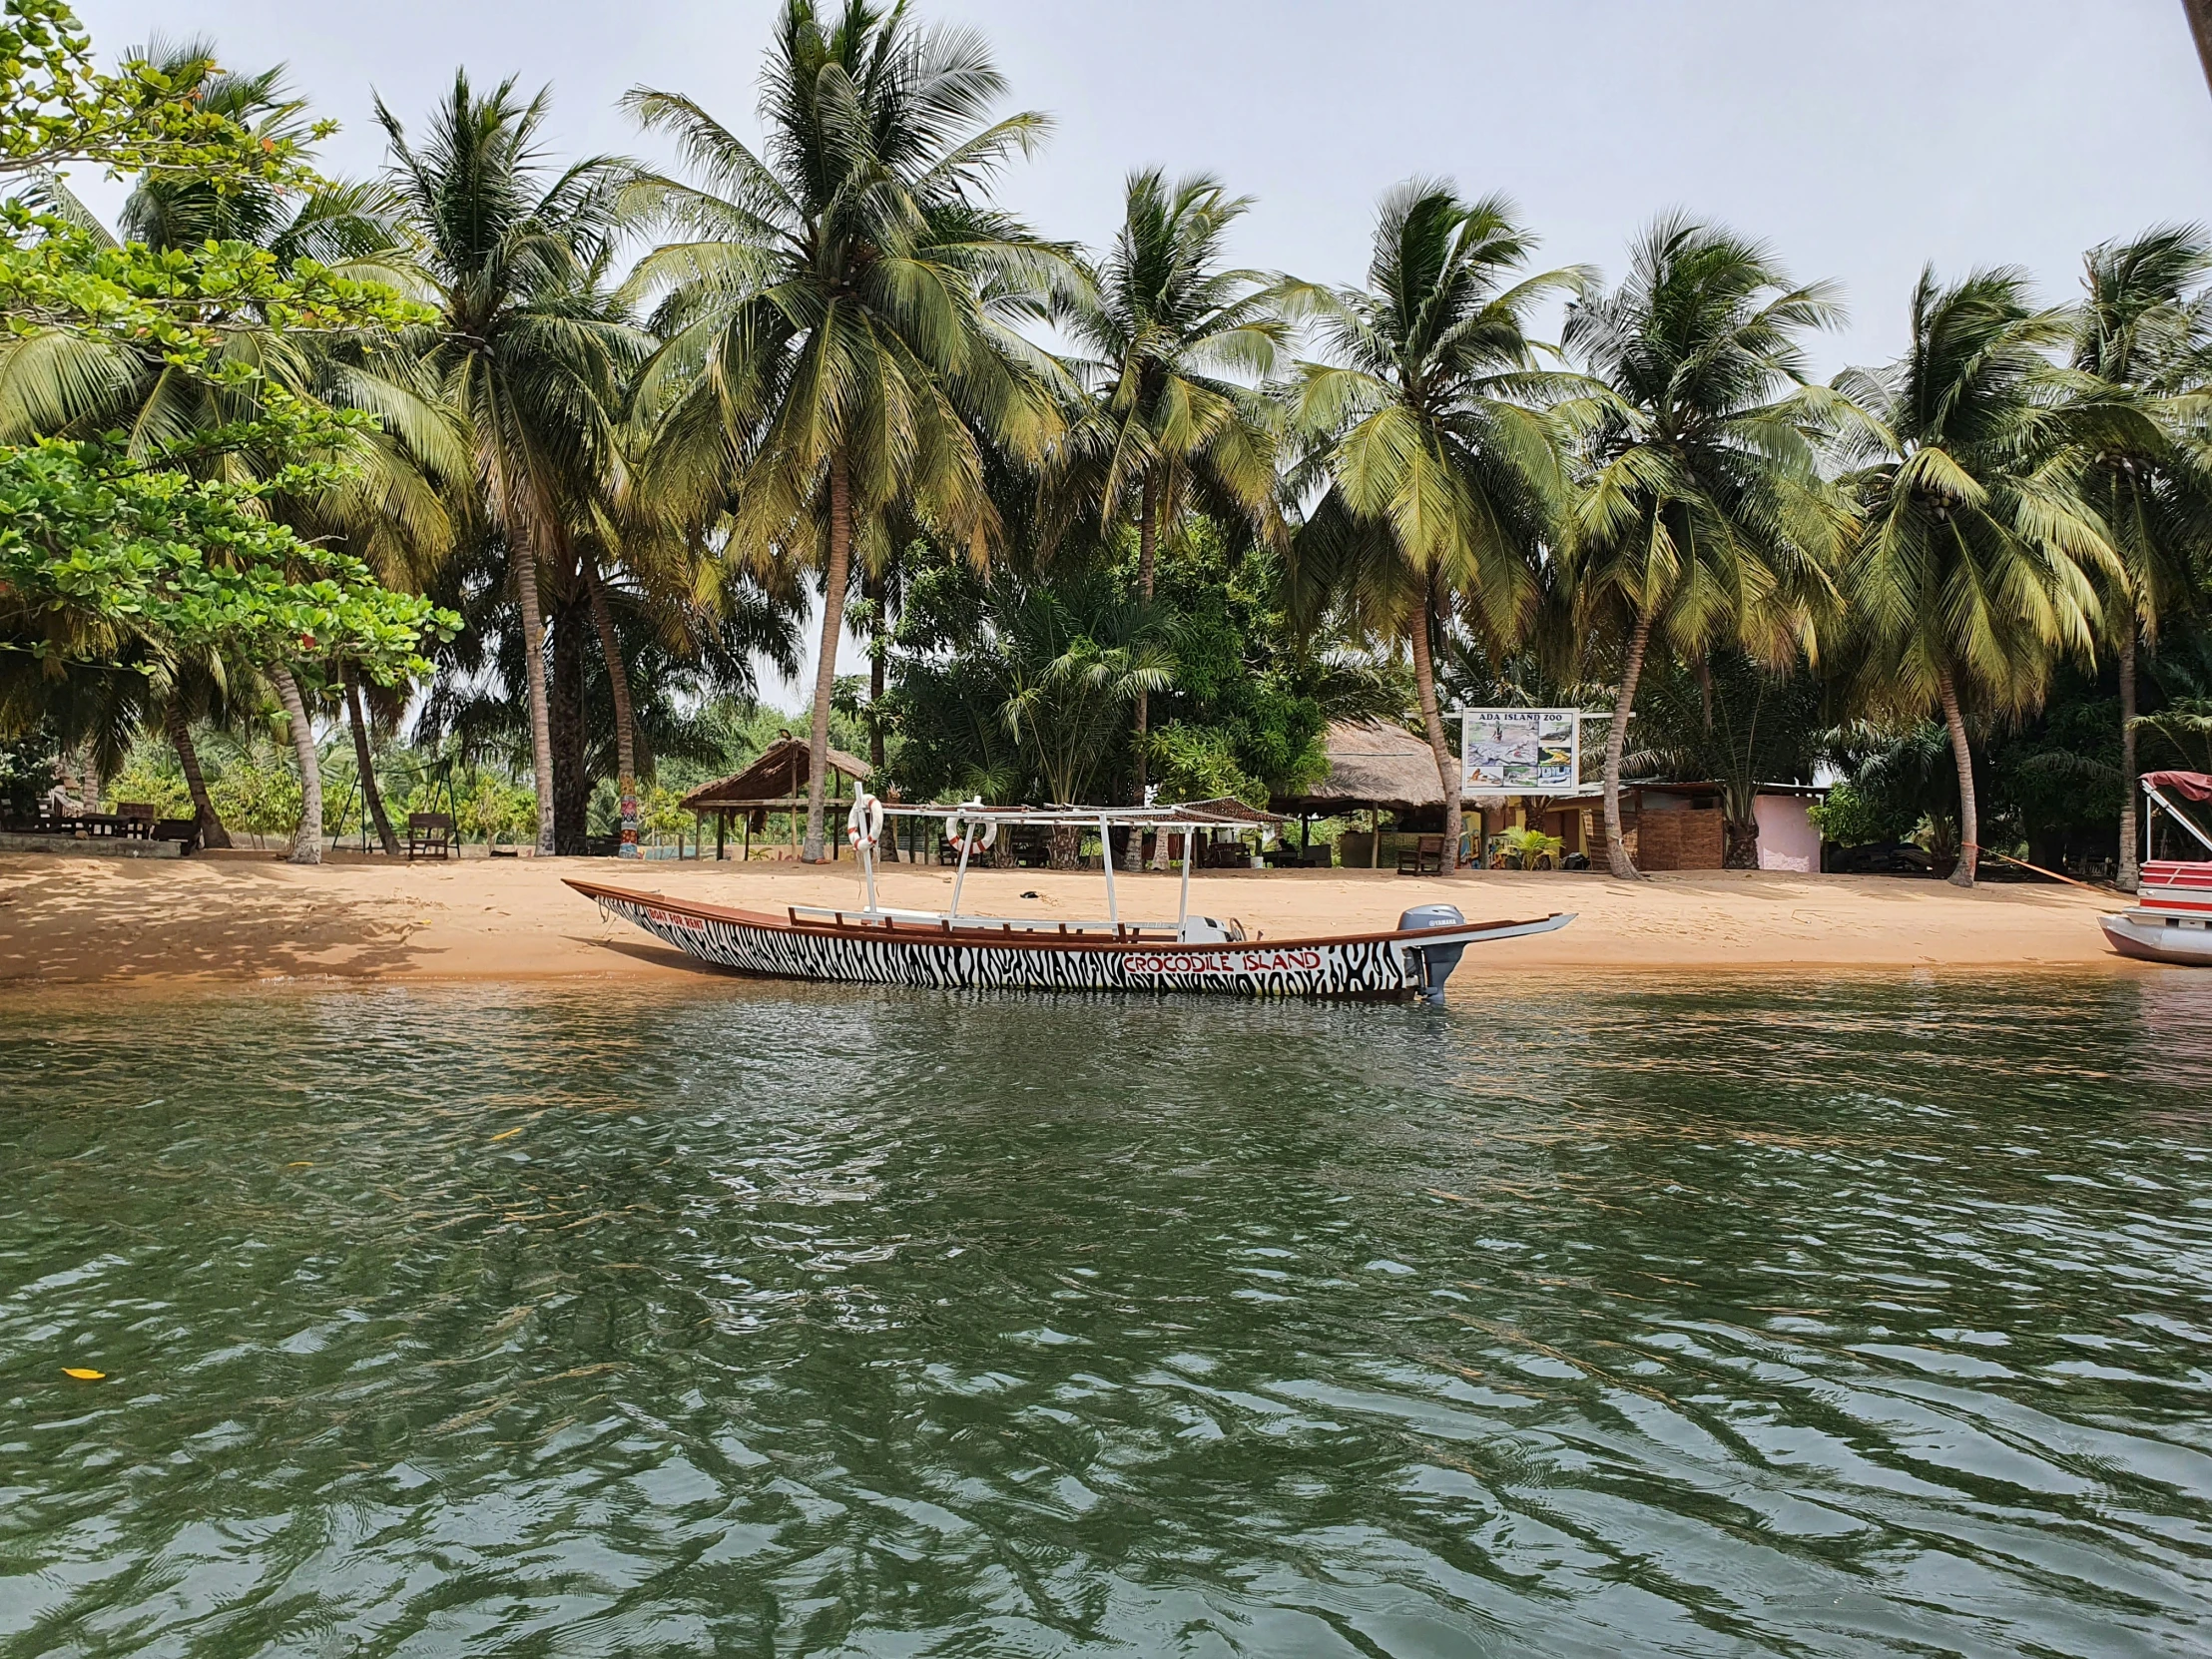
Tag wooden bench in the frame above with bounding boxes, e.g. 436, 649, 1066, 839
406, 813, 454, 861
1396, 833, 1445, 875
115, 802, 158, 838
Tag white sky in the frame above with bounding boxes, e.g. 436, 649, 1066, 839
66, 0, 2212, 700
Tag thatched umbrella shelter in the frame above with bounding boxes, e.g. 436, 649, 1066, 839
682, 736, 873, 860
1271, 721, 1446, 866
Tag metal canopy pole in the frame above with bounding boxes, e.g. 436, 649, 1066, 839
1099, 815, 1119, 927
1179, 823, 1194, 933
950, 816, 974, 920
2145, 784, 2212, 854
861, 830, 878, 914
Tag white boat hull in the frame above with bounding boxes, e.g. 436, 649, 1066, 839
2101, 909, 2212, 965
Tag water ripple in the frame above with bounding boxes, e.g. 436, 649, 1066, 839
1, 971, 2209, 1655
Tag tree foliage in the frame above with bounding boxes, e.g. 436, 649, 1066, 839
0, 2, 451, 695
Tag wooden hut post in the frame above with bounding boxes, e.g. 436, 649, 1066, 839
716, 811, 726, 860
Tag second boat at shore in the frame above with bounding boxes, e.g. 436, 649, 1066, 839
2100, 771, 2212, 965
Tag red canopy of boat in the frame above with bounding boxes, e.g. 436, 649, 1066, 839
2143, 770, 2212, 802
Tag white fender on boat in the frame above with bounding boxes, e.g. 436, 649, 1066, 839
846, 792, 883, 849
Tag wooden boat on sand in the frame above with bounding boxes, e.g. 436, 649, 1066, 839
2101, 772, 2212, 966
573, 802, 1573, 1002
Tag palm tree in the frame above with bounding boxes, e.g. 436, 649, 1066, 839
1046, 170, 1287, 852
621, 0, 1061, 861
1837, 268, 2117, 885
0, 46, 455, 865
1288, 184, 1586, 867
378, 71, 640, 855
884, 566, 1171, 855
1560, 216, 1847, 879
2069, 227, 2212, 889
997, 578, 1176, 822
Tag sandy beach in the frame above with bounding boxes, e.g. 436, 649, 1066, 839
0, 848, 2144, 989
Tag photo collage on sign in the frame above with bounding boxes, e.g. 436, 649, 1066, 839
1460, 709, 1580, 793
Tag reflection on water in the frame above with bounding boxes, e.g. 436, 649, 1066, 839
3, 972, 2210, 1656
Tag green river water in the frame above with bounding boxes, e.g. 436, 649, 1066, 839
2, 971, 2210, 1657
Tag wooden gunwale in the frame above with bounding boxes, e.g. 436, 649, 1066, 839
567, 878, 1556, 954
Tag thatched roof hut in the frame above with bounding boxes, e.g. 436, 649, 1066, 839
1271, 720, 1445, 816
683, 738, 875, 859
680, 737, 871, 817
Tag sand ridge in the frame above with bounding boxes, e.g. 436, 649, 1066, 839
0, 849, 2144, 989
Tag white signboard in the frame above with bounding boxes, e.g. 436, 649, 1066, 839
1460, 708, 1580, 794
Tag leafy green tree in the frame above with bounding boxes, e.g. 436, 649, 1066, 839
1001, 582, 1174, 836
0, 8, 453, 867
1837, 268, 2117, 885
0, 2, 319, 181
5, 45, 460, 863
2068, 226, 2212, 888
881, 559, 1027, 808
1559, 215, 1846, 879
411, 519, 798, 846
1140, 534, 1333, 812
1045, 169, 1287, 845
1824, 721, 1969, 865
621, 0, 1059, 861
884, 558, 1172, 829
1288, 184, 1584, 866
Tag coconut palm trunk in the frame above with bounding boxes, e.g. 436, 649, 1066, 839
864, 570, 895, 861
1407, 576, 1461, 871
2118, 623, 2141, 892
549, 596, 592, 851
77, 744, 99, 815
1936, 668, 1978, 887
512, 546, 558, 856
272, 664, 323, 866
582, 560, 640, 857
805, 450, 852, 862
1602, 609, 1654, 880
163, 702, 231, 848
1125, 474, 1160, 869
341, 669, 400, 855
2187, 0, 2212, 98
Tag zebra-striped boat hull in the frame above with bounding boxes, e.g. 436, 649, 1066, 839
570, 879, 1572, 1001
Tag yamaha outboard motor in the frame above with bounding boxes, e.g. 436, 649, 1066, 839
1397, 904, 1466, 1006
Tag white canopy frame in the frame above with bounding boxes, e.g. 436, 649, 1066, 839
810, 802, 1270, 941
2142, 781, 2212, 861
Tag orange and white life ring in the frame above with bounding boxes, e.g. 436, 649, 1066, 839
845, 792, 883, 850
944, 811, 996, 855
